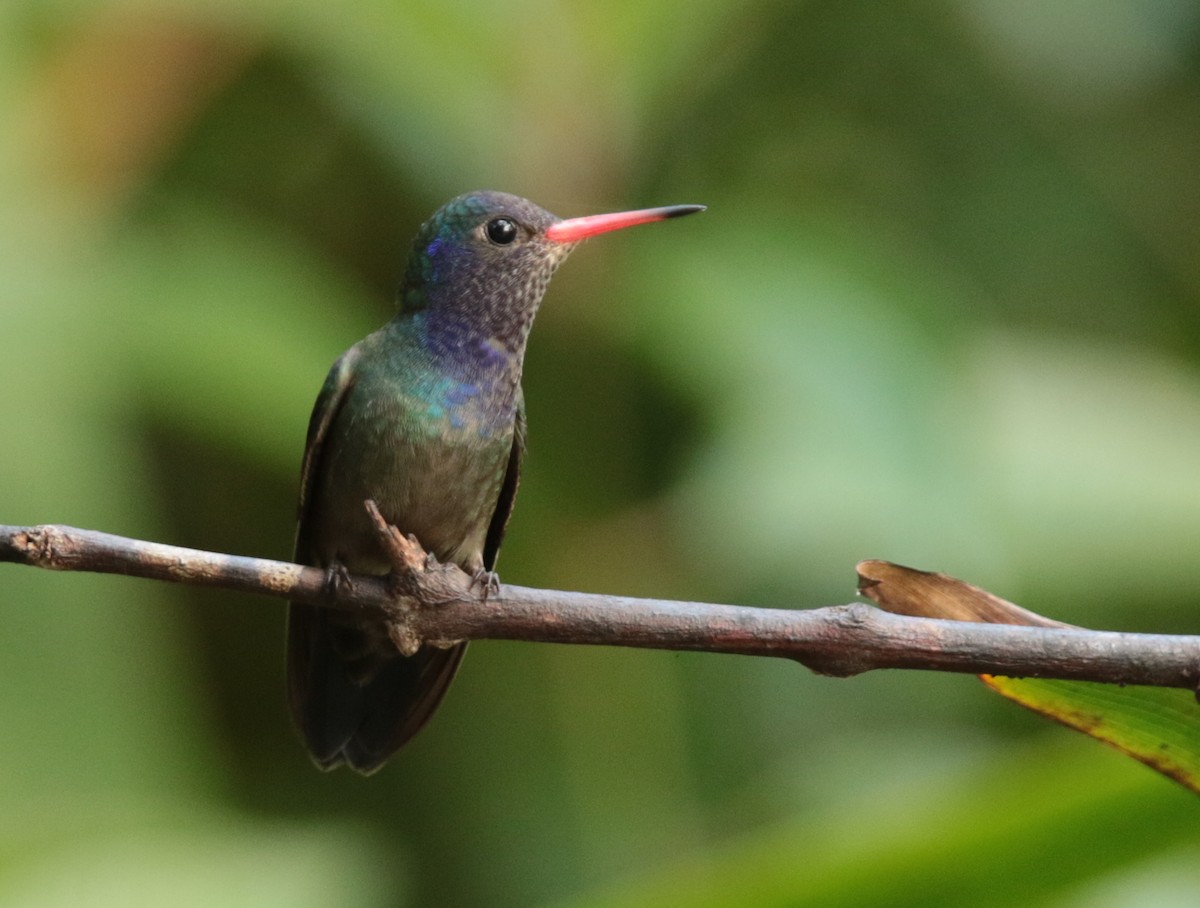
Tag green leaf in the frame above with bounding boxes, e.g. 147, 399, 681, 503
983, 677, 1200, 795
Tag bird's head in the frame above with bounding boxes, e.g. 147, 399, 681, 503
398, 190, 704, 355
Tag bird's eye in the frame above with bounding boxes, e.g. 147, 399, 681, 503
485, 217, 519, 245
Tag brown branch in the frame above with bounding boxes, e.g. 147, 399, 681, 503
3, 519, 1199, 692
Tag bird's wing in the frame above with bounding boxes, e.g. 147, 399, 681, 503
482, 395, 526, 572
294, 345, 360, 561
288, 342, 375, 768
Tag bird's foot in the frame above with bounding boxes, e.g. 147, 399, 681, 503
470, 569, 501, 600
323, 561, 354, 598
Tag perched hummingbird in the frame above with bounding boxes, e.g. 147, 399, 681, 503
287, 190, 704, 773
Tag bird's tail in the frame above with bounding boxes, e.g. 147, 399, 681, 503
285, 602, 466, 774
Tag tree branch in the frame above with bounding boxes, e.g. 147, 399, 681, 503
3, 518, 1199, 692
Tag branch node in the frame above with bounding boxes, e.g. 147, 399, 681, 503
361, 500, 478, 651
364, 500, 424, 577
387, 621, 422, 658
11, 526, 54, 567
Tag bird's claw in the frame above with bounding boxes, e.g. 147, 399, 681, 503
470, 569, 500, 600
324, 561, 354, 598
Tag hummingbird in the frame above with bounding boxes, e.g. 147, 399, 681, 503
287, 190, 704, 773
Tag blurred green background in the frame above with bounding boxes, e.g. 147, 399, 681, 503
3, 1, 1200, 905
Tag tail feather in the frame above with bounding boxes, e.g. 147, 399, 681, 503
286, 602, 466, 774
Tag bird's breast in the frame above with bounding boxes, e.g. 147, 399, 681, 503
308, 368, 518, 575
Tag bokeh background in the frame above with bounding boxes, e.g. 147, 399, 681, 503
3, 1, 1200, 905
